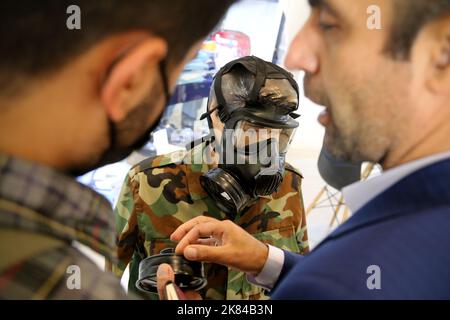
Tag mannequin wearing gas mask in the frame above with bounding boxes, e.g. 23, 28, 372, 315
200, 56, 302, 216
113, 56, 309, 300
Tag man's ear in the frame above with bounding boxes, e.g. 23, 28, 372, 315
427, 23, 450, 96
100, 36, 168, 123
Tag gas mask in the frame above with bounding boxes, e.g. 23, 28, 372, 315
200, 56, 300, 217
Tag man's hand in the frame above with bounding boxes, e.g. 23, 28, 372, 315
156, 264, 202, 300
171, 216, 269, 276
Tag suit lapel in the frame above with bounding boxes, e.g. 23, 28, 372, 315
317, 158, 450, 247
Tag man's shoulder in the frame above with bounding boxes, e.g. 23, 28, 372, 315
131, 149, 188, 175
285, 162, 303, 179
123, 150, 193, 187
0, 230, 129, 299
51, 245, 132, 299
274, 162, 303, 194
126, 142, 210, 184
276, 205, 450, 299
117, 148, 200, 213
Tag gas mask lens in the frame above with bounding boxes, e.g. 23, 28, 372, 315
233, 121, 297, 154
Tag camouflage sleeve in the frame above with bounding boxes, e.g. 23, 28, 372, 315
285, 164, 309, 254
295, 177, 310, 254
112, 170, 142, 278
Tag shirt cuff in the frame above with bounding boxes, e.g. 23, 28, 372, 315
246, 245, 284, 291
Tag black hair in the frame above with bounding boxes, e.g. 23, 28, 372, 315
0, 0, 236, 95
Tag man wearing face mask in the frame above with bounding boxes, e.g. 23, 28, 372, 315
0, 0, 235, 299
113, 56, 309, 300
159, 0, 450, 300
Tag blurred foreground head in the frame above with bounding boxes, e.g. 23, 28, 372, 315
0, 0, 235, 175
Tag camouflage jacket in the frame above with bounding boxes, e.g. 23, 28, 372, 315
114, 141, 309, 300
0, 153, 131, 300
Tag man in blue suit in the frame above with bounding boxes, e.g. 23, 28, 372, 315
156, 0, 450, 299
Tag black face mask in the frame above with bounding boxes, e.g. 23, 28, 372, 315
199, 56, 300, 218
70, 60, 171, 177
317, 145, 362, 190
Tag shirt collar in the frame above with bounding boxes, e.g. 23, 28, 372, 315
342, 150, 450, 214
0, 153, 116, 260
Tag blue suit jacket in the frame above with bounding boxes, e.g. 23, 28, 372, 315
272, 159, 450, 299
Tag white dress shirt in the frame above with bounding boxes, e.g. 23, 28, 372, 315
248, 150, 450, 291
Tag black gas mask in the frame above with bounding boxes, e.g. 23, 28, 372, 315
200, 56, 300, 217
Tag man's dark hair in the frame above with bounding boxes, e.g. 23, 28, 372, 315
387, 0, 450, 60
0, 0, 236, 95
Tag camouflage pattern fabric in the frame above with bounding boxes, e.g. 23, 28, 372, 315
114, 141, 309, 300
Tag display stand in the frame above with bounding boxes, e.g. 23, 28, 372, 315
306, 163, 376, 229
